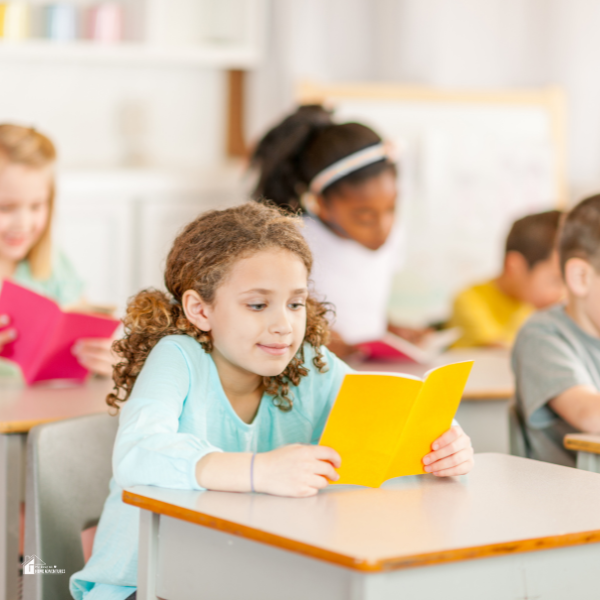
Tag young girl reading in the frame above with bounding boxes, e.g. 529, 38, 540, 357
251, 105, 426, 358
0, 124, 113, 376
70, 203, 474, 600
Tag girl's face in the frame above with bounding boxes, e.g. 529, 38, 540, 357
185, 248, 309, 379
316, 170, 397, 251
0, 163, 51, 264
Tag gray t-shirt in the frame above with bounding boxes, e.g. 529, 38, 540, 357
512, 305, 600, 467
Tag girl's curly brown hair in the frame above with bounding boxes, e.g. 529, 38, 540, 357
108, 202, 331, 412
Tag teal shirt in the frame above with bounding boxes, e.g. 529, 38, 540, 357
70, 335, 352, 600
13, 251, 84, 307
0, 251, 84, 378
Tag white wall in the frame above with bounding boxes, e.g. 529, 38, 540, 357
0, 60, 226, 169
248, 0, 600, 203
2, 2, 599, 199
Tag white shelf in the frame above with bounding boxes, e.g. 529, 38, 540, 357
0, 39, 261, 67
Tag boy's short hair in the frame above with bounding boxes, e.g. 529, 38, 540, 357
559, 194, 600, 273
506, 210, 562, 268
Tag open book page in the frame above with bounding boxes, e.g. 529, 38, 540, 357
0, 280, 61, 382
319, 373, 423, 487
33, 311, 120, 383
385, 361, 474, 479
0, 280, 120, 384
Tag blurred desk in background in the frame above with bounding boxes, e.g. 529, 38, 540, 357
0, 377, 112, 600
348, 349, 513, 455
564, 433, 600, 473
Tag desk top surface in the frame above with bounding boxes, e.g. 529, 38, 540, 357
124, 453, 600, 572
564, 433, 600, 454
0, 377, 112, 433
348, 348, 513, 400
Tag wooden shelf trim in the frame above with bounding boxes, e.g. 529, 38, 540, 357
0, 40, 260, 67
123, 490, 600, 572
564, 434, 600, 455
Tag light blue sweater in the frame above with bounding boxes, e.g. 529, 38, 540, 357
70, 335, 351, 600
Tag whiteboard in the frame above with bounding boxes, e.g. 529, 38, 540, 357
298, 82, 567, 326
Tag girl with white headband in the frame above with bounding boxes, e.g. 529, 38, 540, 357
251, 105, 427, 357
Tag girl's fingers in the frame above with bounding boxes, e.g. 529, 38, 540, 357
76, 346, 114, 361
425, 448, 473, 474
0, 328, 17, 346
432, 426, 462, 451
423, 431, 471, 466
306, 474, 330, 490
313, 459, 340, 481
0, 314, 10, 326
431, 457, 474, 477
314, 445, 342, 468
76, 354, 113, 377
75, 338, 113, 350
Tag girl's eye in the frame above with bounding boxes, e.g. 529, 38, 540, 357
0, 205, 14, 213
289, 302, 306, 310
248, 303, 266, 311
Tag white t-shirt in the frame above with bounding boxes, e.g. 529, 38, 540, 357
302, 216, 405, 345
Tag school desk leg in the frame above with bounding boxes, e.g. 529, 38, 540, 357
138, 509, 160, 600
576, 451, 600, 473
0, 433, 25, 600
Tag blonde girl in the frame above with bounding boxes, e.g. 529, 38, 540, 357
0, 124, 113, 375
70, 202, 473, 600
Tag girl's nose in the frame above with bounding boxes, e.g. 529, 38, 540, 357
270, 309, 293, 335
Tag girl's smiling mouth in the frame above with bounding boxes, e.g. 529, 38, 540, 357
257, 343, 291, 356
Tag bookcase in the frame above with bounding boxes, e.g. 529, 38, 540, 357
0, 0, 265, 67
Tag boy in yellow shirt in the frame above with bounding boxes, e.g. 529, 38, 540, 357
449, 210, 564, 347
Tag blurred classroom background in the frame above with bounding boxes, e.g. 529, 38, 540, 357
0, 0, 598, 322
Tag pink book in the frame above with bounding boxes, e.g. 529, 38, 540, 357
357, 328, 461, 364
0, 280, 120, 384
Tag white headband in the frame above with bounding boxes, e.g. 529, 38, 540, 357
308, 142, 394, 195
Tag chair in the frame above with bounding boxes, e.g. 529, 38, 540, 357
23, 413, 118, 600
509, 403, 528, 458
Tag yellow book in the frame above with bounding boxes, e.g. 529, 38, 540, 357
319, 361, 473, 487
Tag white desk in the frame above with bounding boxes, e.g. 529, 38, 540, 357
348, 349, 513, 454
0, 377, 112, 600
126, 454, 600, 600
564, 433, 600, 473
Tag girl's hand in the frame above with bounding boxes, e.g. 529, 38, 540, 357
0, 314, 16, 351
422, 426, 474, 477
254, 444, 341, 497
72, 338, 116, 377
388, 324, 434, 345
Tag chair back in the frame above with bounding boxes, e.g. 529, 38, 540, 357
23, 412, 118, 600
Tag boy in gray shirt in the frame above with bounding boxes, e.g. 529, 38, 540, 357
513, 194, 600, 466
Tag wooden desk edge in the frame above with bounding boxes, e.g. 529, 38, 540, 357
462, 389, 513, 401
0, 409, 111, 434
0, 416, 65, 434
122, 490, 600, 572
564, 435, 600, 454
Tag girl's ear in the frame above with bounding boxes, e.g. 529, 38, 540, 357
182, 290, 212, 331
504, 251, 529, 277
564, 258, 592, 297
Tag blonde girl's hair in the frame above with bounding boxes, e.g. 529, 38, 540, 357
108, 202, 331, 412
0, 124, 57, 279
